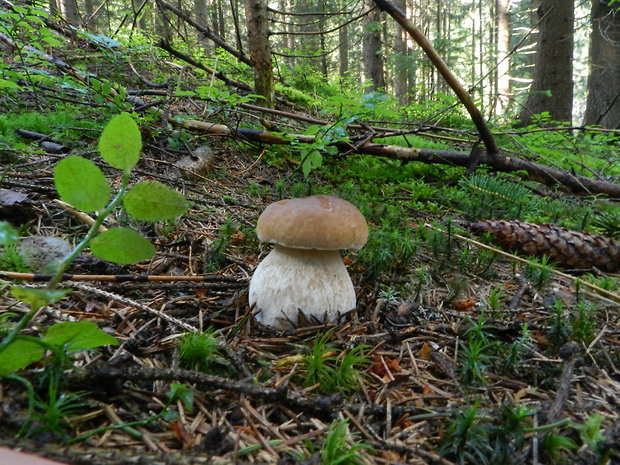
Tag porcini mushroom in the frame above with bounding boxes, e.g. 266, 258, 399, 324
249, 195, 368, 329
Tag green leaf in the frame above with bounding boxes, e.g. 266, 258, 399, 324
0, 221, 19, 245
0, 339, 45, 375
98, 112, 141, 171
302, 149, 322, 177
0, 80, 20, 89
90, 228, 155, 264
166, 383, 194, 411
11, 287, 71, 311
54, 156, 110, 212
43, 321, 118, 351
124, 181, 189, 221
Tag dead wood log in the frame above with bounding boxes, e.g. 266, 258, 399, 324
178, 119, 620, 198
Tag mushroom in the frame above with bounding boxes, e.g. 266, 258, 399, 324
249, 195, 368, 329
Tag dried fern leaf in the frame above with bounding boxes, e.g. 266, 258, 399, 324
470, 220, 620, 272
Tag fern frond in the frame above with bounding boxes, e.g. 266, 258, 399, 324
459, 174, 533, 207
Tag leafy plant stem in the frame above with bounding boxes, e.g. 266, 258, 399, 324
0, 305, 40, 355
0, 173, 130, 354
46, 171, 131, 290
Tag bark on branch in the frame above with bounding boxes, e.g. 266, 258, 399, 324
179, 119, 620, 198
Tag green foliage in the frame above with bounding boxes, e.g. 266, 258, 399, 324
457, 173, 594, 228
291, 123, 348, 177
178, 329, 221, 373
548, 300, 570, 349
457, 244, 496, 276
0, 318, 117, 375
524, 255, 554, 290
43, 321, 118, 352
486, 286, 504, 312
319, 419, 373, 465
502, 125, 620, 181
205, 217, 237, 271
574, 413, 606, 451
0, 221, 19, 245
541, 432, 578, 463
459, 317, 499, 385
11, 374, 89, 439
570, 302, 596, 345
301, 331, 369, 395
98, 112, 142, 171
0, 111, 80, 147
440, 401, 492, 464
358, 225, 417, 280
124, 181, 189, 221
0, 339, 45, 375
1, 320, 117, 437
0, 111, 187, 433
166, 383, 195, 412
51, 112, 188, 267
89, 227, 156, 264
458, 174, 533, 220
0, 5, 62, 95
54, 156, 111, 212
592, 210, 620, 238
501, 324, 534, 373
440, 401, 583, 465
424, 221, 460, 268
10, 287, 70, 312
0, 244, 30, 272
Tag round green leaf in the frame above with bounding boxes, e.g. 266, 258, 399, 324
0, 339, 45, 375
43, 321, 118, 351
90, 228, 155, 264
124, 181, 189, 221
11, 287, 71, 311
98, 112, 142, 171
54, 156, 110, 212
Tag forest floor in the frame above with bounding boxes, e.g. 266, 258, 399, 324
1, 127, 619, 465
0, 28, 619, 462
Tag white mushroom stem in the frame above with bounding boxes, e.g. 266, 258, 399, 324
249, 245, 356, 329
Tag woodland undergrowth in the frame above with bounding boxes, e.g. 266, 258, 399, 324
0, 5, 619, 465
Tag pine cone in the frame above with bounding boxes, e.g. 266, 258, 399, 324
470, 220, 620, 272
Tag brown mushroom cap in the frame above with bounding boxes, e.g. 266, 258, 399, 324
256, 195, 368, 250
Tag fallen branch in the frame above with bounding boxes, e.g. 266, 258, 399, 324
178, 119, 620, 198
0, 270, 246, 283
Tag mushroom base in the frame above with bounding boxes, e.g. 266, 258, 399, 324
249, 246, 357, 329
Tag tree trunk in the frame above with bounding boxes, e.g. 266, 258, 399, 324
195, 0, 210, 53
495, 0, 511, 116
583, 0, 620, 129
60, 0, 80, 26
363, 0, 385, 92
217, 0, 225, 40
83, 0, 97, 31
393, 0, 407, 104
517, 0, 574, 125
230, 0, 244, 54
245, 0, 275, 108
339, 20, 349, 80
